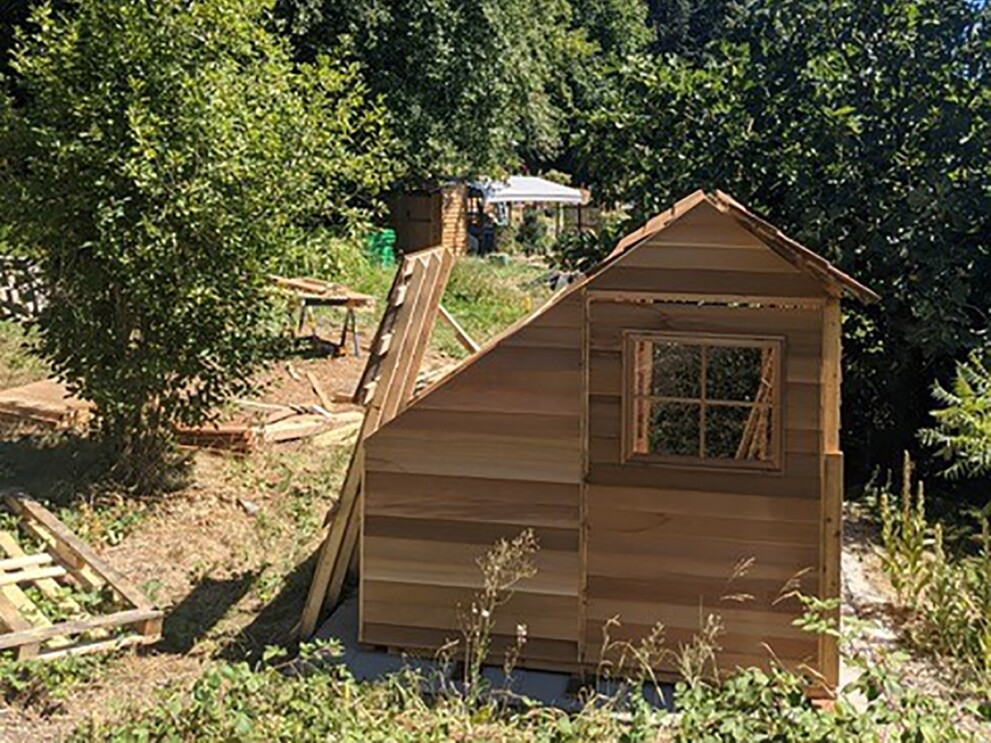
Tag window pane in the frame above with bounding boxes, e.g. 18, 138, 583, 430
648, 402, 700, 457
650, 342, 701, 398
706, 345, 768, 402
706, 404, 774, 461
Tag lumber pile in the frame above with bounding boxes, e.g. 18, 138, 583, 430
0, 379, 92, 430
0, 489, 161, 661
176, 408, 362, 453
270, 276, 375, 307
299, 245, 458, 637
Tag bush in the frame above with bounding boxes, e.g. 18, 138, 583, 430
920, 352, 991, 480
872, 454, 991, 694
549, 228, 605, 273
0, 0, 394, 489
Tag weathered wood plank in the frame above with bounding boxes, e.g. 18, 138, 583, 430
1, 491, 150, 610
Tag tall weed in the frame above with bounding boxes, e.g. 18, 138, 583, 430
871, 453, 991, 692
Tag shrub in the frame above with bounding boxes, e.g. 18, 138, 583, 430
0, 0, 394, 490
920, 351, 991, 480
872, 454, 991, 693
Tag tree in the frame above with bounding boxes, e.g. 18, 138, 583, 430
0, 0, 394, 489
277, 0, 584, 181
575, 0, 991, 479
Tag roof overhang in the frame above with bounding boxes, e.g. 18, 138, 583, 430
606, 190, 879, 304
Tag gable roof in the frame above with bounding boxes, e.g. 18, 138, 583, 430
406, 190, 878, 407
604, 190, 879, 303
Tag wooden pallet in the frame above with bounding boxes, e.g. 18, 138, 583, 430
0, 490, 162, 661
299, 245, 456, 637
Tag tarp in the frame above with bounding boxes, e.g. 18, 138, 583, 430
481, 175, 584, 205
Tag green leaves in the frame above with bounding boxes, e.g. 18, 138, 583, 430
921, 352, 991, 480
0, 0, 395, 490
575, 0, 991, 476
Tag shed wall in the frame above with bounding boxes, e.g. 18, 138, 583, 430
389, 185, 468, 256
595, 201, 826, 299
583, 300, 824, 672
361, 292, 584, 667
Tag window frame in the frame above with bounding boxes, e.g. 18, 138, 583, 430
621, 331, 785, 471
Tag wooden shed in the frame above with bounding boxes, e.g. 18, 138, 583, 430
388, 183, 468, 256
359, 190, 878, 687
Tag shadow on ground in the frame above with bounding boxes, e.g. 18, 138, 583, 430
157, 570, 261, 655
215, 552, 322, 663
0, 431, 108, 505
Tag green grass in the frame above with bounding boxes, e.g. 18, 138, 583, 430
0, 320, 47, 389
440, 258, 551, 349
338, 254, 552, 360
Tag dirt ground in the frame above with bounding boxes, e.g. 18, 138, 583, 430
0, 305, 423, 741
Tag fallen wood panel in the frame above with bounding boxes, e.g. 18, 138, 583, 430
0, 490, 161, 660
301, 246, 456, 637
0, 379, 92, 430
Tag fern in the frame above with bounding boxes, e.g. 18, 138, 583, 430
919, 351, 991, 479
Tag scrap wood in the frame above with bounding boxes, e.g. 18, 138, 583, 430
261, 413, 335, 443
305, 371, 334, 411
300, 245, 455, 638
0, 489, 161, 661
271, 275, 376, 307
175, 422, 257, 453
438, 304, 480, 354
0, 379, 92, 430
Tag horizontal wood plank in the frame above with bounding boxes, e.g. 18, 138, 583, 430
365, 472, 578, 529
587, 507, 819, 547
363, 536, 578, 596
363, 580, 578, 641
364, 516, 579, 552
590, 267, 826, 298
585, 485, 819, 523
367, 429, 581, 484
360, 622, 578, 665
587, 454, 820, 497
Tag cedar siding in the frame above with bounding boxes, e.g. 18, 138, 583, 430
359, 192, 874, 688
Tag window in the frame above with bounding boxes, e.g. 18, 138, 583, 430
624, 333, 782, 468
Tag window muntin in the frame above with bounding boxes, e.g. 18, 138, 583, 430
625, 333, 782, 468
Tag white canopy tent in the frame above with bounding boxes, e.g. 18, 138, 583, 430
481, 175, 584, 205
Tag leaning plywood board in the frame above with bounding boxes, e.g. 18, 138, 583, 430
0, 490, 161, 661
299, 246, 455, 637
